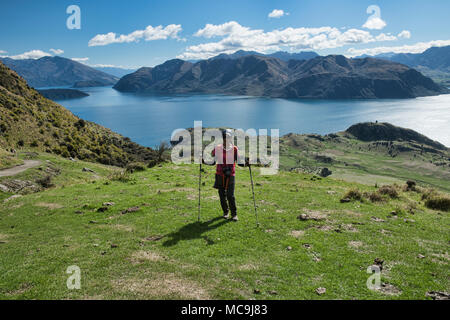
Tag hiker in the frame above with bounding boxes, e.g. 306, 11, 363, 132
211, 129, 248, 221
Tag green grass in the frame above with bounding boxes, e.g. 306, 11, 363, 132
0, 149, 22, 169
280, 133, 450, 192
0, 153, 448, 300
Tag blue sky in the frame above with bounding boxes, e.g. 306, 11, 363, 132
1, 0, 449, 68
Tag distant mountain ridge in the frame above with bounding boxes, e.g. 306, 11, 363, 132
94, 66, 137, 78
114, 54, 447, 99
358, 46, 450, 85
210, 50, 319, 61
0, 56, 118, 88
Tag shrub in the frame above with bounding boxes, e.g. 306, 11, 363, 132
155, 141, 169, 162
30, 140, 39, 147
36, 175, 54, 188
368, 191, 383, 202
126, 162, 146, 173
75, 119, 86, 130
378, 185, 399, 199
391, 206, 406, 216
342, 189, 363, 201
405, 180, 417, 192
148, 159, 159, 168
425, 196, 450, 212
108, 170, 133, 183
421, 188, 437, 201
17, 140, 24, 147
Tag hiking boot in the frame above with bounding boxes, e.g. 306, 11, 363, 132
223, 213, 230, 219
232, 215, 239, 222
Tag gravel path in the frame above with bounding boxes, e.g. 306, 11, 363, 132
0, 160, 41, 177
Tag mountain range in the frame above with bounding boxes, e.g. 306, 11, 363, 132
114, 54, 447, 99
0, 56, 118, 88
358, 46, 450, 85
209, 50, 319, 62
94, 66, 137, 78
1, 46, 449, 98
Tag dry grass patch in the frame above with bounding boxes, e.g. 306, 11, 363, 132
112, 273, 210, 299
376, 283, 402, 296
35, 202, 63, 209
315, 225, 335, 232
237, 263, 259, 271
130, 250, 164, 264
0, 233, 9, 243
6, 283, 33, 296
301, 209, 327, 221
289, 230, 305, 238
431, 252, 449, 265
348, 240, 363, 248
102, 224, 134, 232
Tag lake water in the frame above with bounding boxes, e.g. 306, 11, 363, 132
54, 86, 450, 147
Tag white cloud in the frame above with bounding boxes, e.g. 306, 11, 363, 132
0, 50, 6, 54
398, 30, 411, 39
71, 57, 89, 63
2, 49, 52, 60
362, 17, 386, 30
89, 63, 138, 69
347, 39, 450, 57
88, 24, 183, 47
49, 48, 64, 55
194, 21, 257, 38
362, 5, 387, 30
179, 22, 397, 60
375, 33, 397, 41
268, 9, 288, 19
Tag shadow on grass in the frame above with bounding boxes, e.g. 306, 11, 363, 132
163, 216, 230, 247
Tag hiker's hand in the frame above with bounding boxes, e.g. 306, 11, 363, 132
202, 158, 215, 166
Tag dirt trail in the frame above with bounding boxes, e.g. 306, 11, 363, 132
0, 160, 41, 177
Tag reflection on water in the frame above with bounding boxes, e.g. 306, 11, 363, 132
55, 86, 450, 147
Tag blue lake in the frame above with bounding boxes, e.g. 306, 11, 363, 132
54, 86, 450, 147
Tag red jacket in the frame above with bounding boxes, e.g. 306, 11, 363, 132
212, 144, 239, 177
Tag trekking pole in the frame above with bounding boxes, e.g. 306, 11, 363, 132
248, 164, 259, 227
198, 152, 202, 222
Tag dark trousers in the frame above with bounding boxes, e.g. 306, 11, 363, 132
214, 174, 237, 216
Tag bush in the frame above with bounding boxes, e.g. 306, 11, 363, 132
405, 180, 417, 192
108, 170, 133, 183
126, 162, 146, 173
367, 191, 383, 202
36, 175, 54, 188
378, 185, 399, 199
342, 189, 363, 201
421, 188, 437, 201
155, 141, 169, 162
425, 196, 450, 212
148, 159, 159, 168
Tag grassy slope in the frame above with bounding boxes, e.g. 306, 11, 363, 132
280, 133, 450, 192
0, 62, 157, 167
0, 152, 448, 299
0, 149, 22, 169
